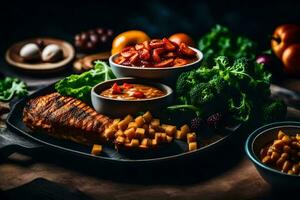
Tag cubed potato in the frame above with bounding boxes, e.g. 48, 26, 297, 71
110, 119, 120, 131
273, 140, 284, 149
175, 130, 187, 140
151, 139, 158, 147
278, 130, 286, 140
143, 111, 153, 123
118, 120, 128, 130
141, 138, 150, 146
135, 116, 145, 127
135, 128, 145, 138
188, 142, 197, 151
155, 133, 163, 143
124, 127, 136, 140
128, 122, 138, 129
104, 127, 116, 139
91, 144, 102, 155
115, 129, 124, 137
187, 132, 197, 143
115, 136, 125, 144
149, 128, 155, 137
180, 124, 190, 135
130, 139, 139, 147
155, 126, 164, 132
125, 137, 130, 143
166, 135, 173, 143
162, 124, 176, 137
139, 144, 149, 150
112, 118, 120, 126
161, 133, 167, 142
118, 115, 133, 130
150, 119, 160, 129
124, 115, 133, 123
142, 124, 149, 134
282, 135, 291, 144
161, 124, 168, 130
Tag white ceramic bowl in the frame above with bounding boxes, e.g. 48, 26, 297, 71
91, 78, 173, 117
109, 47, 203, 83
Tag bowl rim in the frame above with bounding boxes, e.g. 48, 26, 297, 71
109, 46, 203, 70
91, 77, 173, 102
245, 121, 300, 178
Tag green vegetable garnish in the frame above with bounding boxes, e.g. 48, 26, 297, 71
0, 77, 28, 101
168, 56, 286, 124
198, 24, 257, 64
55, 61, 115, 102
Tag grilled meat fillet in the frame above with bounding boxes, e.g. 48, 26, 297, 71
23, 92, 112, 145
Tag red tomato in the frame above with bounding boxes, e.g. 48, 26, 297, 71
133, 91, 145, 98
112, 83, 122, 94
123, 83, 133, 89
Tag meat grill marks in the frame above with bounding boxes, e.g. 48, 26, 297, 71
23, 92, 112, 145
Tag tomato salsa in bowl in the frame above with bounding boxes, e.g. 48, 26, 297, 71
100, 83, 166, 100
91, 78, 173, 117
109, 38, 203, 81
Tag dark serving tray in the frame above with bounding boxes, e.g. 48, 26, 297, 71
5, 83, 241, 165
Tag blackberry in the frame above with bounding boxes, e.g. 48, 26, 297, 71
190, 117, 204, 131
207, 113, 223, 128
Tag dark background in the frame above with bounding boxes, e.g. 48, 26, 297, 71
0, 0, 299, 74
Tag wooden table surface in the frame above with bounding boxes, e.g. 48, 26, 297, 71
1, 64, 300, 200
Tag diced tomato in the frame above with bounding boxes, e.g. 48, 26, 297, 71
133, 91, 145, 98
179, 43, 196, 57
152, 48, 165, 63
129, 53, 139, 64
121, 46, 134, 53
143, 41, 151, 50
163, 52, 176, 58
114, 56, 126, 64
138, 49, 151, 60
174, 58, 188, 66
140, 60, 150, 67
150, 39, 164, 49
162, 38, 176, 51
135, 43, 144, 50
154, 58, 174, 68
123, 83, 133, 89
111, 83, 122, 94
121, 50, 136, 58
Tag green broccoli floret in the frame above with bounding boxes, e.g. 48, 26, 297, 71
189, 83, 215, 107
228, 93, 252, 122
208, 76, 227, 94
261, 99, 287, 123
176, 70, 198, 103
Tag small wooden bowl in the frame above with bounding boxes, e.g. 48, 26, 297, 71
73, 51, 110, 73
5, 38, 75, 71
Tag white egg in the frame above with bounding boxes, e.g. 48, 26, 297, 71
41, 44, 63, 62
19, 43, 40, 61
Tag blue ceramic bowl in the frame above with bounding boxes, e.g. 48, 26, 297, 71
245, 121, 300, 189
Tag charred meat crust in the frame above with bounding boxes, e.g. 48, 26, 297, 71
23, 92, 112, 145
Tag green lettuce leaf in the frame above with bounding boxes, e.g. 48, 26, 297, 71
55, 61, 116, 102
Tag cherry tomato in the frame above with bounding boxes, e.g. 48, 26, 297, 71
123, 83, 133, 89
112, 83, 122, 94
133, 91, 145, 98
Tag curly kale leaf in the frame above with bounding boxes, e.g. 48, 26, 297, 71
198, 24, 257, 64
0, 77, 28, 101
